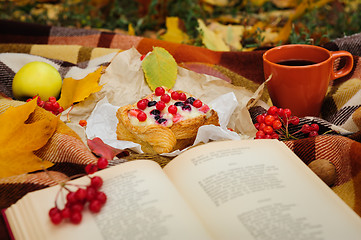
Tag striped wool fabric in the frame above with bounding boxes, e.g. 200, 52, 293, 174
1, 19, 361, 238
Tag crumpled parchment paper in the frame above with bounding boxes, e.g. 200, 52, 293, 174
61, 47, 268, 153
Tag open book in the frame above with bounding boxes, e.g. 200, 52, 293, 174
3, 139, 361, 240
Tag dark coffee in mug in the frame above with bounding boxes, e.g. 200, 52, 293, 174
277, 59, 317, 66
263, 44, 354, 117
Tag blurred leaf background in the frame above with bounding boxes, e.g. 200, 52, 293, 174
1, 0, 361, 51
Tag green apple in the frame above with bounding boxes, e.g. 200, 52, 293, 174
12, 61, 63, 101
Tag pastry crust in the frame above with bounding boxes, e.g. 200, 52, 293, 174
116, 104, 177, 154
116, 88, 219, 154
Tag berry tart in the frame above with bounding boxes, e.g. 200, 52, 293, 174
116, 87, 219, 154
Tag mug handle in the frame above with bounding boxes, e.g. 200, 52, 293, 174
330, 51, 354, 80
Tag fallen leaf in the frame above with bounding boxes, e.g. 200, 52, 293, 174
0, 99, 57, 178
201, 0, 233, 7
142, 47, 177, 91
87, 137, 129, 160
208, 21, 244, 50
128, 23, 135, 36
160, 17, 190, 44
58, 66, 104, 110
271, 0, 298, 8
197, 19, 230, 51
250, 0, 268, 7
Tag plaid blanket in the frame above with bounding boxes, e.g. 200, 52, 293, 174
1, 19, 361, 238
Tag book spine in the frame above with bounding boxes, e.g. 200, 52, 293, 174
1, 209, 15, 240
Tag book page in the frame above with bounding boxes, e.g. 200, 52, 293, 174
5, 160, 212, 240
163, 139, 361, 240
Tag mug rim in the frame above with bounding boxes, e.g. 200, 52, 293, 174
263, 44, 331, 68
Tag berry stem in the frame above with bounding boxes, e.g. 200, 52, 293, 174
66, 104, 74, 123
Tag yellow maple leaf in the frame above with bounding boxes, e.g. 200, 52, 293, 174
58, 66, 104, 110
142, 47, 177, 91
197, 19, 230, 51
160, 17, 190, 44
0, 99, 57, 178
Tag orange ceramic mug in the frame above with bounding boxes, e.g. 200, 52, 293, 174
263, 44, 353, 117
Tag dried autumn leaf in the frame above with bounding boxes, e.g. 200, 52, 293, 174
197, 19, 230, 51
201, 0, 232, 6
87, 137, 128, 160
160, 17, 190, 44
128, 23, 135, 36
57, 66, 104, 110
272, 0, 298, 8
0, 99, 57, 178
142, 47, 177, 91
208, 21, 244, 50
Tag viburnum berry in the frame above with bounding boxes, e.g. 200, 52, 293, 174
310, 123, 319, 132
97, 157, 108, 170
309, 131, 319, 137
193, 99, 202, 108
79, 120, 87, 127
96, 191, 107, 204
256, 114, 265, 124
75, 188, 87, 202
70, 211, 82, 224
155, 87, 165, 96
49, 207, 63, 225
272, 119, 282, 130
258, 123, 266, 131
66, 192, 77, 204
161, 94, 171, 103
48, 96, 57, 103
61, 207, 71, 219
264, 115, 275, 126
137, 111, 147, 121
271, 133, 279, 139
267, 106, 278, 116
137, 99, 148, 110
91, 176, 103, 189
301, 124, 311, 134
263, 125, 273, 135
277, 108, 284, 117
43, 102, 52, 111
171, 91, 179, 100
71, 203, 84, 213
156, 101, 166, 111
85, 164, 98, 174
89, 200, 102, 213
179, 92, 187, 101
168, 105, 178, 114
86, 186, 97, 201
255, 130, 265, 139
283, 108, 292, 118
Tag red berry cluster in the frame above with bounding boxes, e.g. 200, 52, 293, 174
49, 176, 107, 225
254, 106, 320, 140
49, 157, 110, 225
27, 96, 64, 115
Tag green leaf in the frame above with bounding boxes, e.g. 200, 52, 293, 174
142, 47, 178, 91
